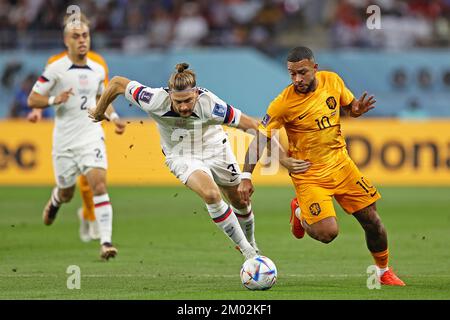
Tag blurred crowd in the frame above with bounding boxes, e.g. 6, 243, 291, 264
1, 0, 450, 54
0, 0, 299, 55
331, 0, 450, 49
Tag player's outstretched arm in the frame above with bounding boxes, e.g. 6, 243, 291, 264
105, 104, 127, 135
89, 76, 131, 122
27, 88, 73, 109
343, 92, 376, 118
238, 131, 269, 204
236, 113, 259, 134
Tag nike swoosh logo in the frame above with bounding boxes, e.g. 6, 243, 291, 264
230, 177, 239, 183
370, 191, 377, 197
298, 114, 307, 120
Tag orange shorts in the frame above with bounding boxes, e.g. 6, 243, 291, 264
291, 159, 381, 225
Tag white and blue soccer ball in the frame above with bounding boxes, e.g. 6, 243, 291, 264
240, 255, 277, 290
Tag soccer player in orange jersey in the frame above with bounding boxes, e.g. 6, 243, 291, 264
238, 46, 405, 286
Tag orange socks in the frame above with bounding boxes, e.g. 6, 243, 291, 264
78, 175, 96, 222
371, 249, 389, 269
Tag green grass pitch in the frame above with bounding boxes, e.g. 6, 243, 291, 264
0, 186, 449, 299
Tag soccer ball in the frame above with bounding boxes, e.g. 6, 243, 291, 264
240, 256, 277, 290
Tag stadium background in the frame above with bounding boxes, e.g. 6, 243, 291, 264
0, 0, 449, 300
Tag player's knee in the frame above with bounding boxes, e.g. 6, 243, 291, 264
91, 182, 107, 196
203, 189, 222, 204
317, 229, 339, 244
229, 196, 246, 209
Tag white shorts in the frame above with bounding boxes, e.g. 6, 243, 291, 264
165, 140, 241, 187
52, 140, 108, 189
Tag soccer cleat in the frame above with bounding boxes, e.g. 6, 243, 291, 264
242, 247, 257, 260
235, 242, 260, 255
290, 198, 305, 239
43, 199, 60, 226
235, 246, 258, 260
77, 208, 91, 242
380, 268, 406, 286
100, 242, 118, 261
250, 241, 260, 255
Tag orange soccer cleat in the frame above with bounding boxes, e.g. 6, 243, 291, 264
290, 198, 305, 239
380, 268, 406, 286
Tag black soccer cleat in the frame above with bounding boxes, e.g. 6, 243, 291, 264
43, 199, 60, 226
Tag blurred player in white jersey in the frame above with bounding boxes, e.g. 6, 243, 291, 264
27, 48, 125, 244
27, 14, 125, 260
90, 63, 259, 260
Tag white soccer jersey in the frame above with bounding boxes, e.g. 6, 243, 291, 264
32, 54, 106, 152
125, 81, 242, 159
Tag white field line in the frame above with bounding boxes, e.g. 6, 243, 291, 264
0, 274, 449, 278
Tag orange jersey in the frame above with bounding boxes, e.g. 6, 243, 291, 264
46, 50, 109, 87
258, 71, 355, 180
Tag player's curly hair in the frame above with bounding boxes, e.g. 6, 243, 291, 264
168, 63, 197, 91
287, 46, 315, 63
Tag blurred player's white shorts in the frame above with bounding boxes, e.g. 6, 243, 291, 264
52, 141, 108, 188
165, 141, 241, 187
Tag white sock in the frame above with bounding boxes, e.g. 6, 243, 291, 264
93, 194, 113, 244
231, 204, 255, 245
206, 200, 255, 258
295, 207, 300, 219
378, 266, 389, 276
51, 187, 61, 207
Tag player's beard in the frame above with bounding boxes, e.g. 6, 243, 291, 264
77, 45, 89, 60
78, 49, 88, 60
295, 78, 317, 94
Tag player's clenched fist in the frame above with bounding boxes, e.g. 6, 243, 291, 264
238, 179, 254, 205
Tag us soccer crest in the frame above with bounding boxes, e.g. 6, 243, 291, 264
326, 96, 337, 110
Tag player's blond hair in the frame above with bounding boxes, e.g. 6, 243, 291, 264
63, 13, 90, 34
168, 63, 197, 92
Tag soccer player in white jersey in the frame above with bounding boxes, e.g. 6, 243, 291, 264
27, 14, 125, 260
90, 63, 259, 260
27, 49, 125, 244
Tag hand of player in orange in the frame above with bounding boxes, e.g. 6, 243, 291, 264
54, 88, 74, 104
238, 179, 254, 206
352, 92, 376, 117
113, 118, 126, 135
280, 157, 311, 174
27, 108, 43, 123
